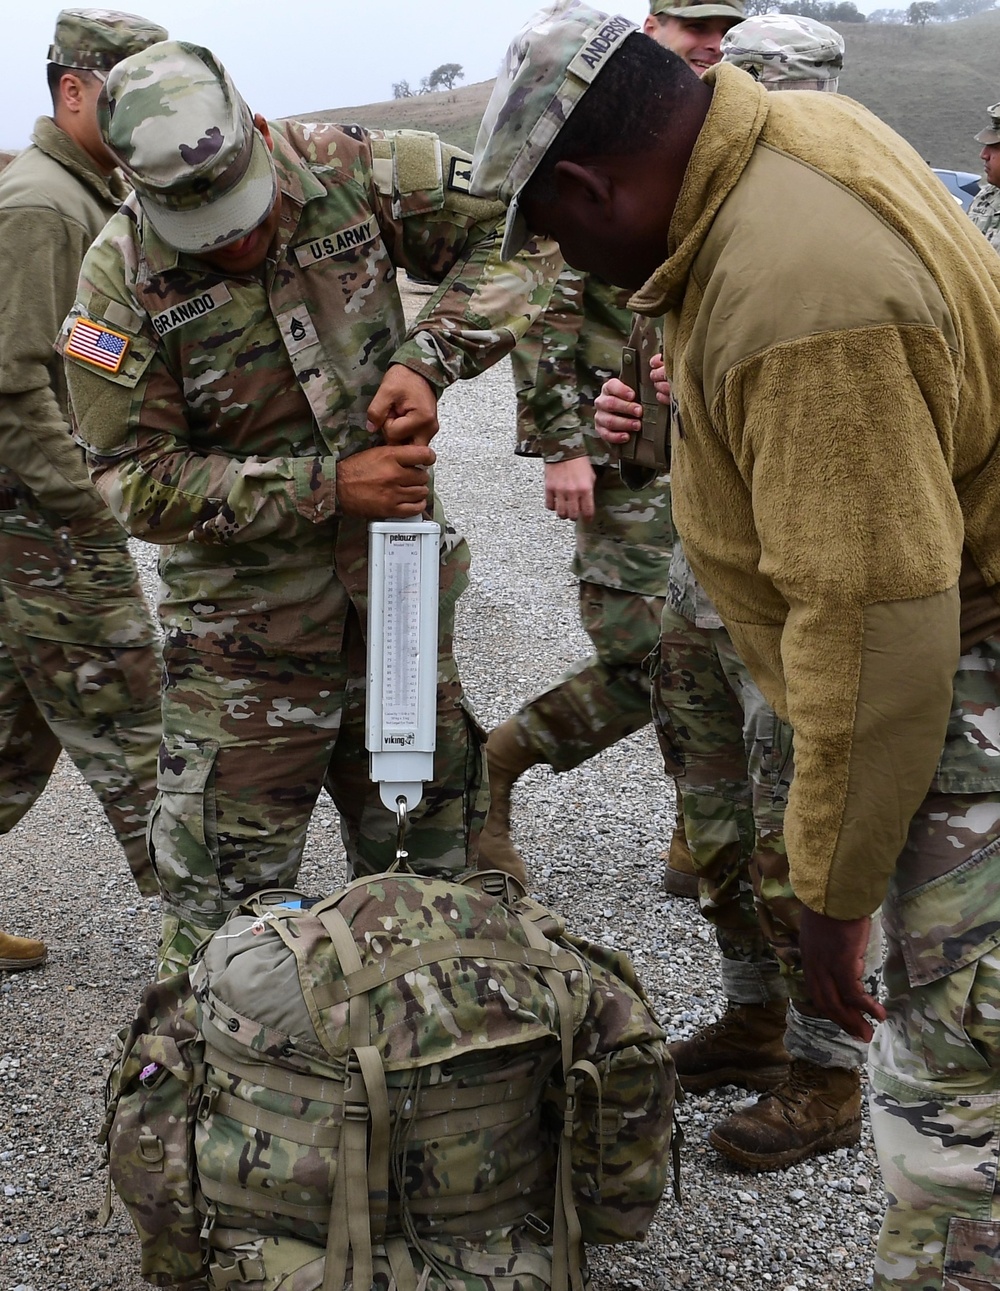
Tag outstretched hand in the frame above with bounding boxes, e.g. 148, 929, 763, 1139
366, 364, 439, 447
800, 908, 887, 1043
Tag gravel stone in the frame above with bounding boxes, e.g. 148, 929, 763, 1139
0, 284, 881, 1289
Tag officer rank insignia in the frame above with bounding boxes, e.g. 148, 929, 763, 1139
65, 318, 131, 373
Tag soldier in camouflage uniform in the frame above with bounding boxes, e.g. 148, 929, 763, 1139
644, 13, 866, 1173
471, 5, 1000, 1286
0, 10, 167, 969
969, 100, 1000, 252
479, 266, 677, 886
644, 0, 746, 71
60, 42, 555, 977
625, 13, 865, 1175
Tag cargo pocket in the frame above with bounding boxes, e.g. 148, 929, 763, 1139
648, 648, 685, 780
149, 735, 221, 906
899, 959, 995, 1081
943, 1217, 1000, 1289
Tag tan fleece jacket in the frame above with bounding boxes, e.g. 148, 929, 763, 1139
630, 64, 1000, 920
0, 118, 127, 523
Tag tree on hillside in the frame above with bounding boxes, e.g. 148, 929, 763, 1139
867, 6, 907, 19
907, 0, 937, 21
426, 63, 465, 92
743, 0, 779, 15
392, 80, 414, 99
936, 0, 996, 18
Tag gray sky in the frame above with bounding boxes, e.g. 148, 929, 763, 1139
4, 0, 900, 152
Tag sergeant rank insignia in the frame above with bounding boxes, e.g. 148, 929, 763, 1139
65, 318, 131, 373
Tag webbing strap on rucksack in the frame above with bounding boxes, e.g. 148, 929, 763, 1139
516, 909, 592, 1291
316, 904, 389, 1291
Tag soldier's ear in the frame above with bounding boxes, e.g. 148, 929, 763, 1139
253, 113, 274, 153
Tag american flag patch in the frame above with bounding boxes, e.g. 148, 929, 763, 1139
65, 318, 130, 373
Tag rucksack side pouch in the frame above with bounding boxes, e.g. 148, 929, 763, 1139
99, 971, 208, 1288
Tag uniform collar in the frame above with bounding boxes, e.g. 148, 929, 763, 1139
628, 64, 770, 317
30, 115, 129, 205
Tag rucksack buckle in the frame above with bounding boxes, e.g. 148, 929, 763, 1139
137, 1129, 164, 1170
343, 1057, 369, 1121
524, 1212, 551, 1237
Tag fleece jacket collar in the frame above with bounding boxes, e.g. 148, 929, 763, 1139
30, 115, 128, 206
629, 64, 770, 317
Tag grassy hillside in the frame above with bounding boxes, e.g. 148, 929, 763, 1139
303, 9, 999, 173
299, 79, 491, 156
835, 9, 998, 171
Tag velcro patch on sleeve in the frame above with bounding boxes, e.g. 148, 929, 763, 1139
64, 318, 131, 374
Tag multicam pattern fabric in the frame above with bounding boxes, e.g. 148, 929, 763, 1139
720, 14, 843, 90
102, 874, 674, 1291
61, 119, 554, 972
471, 3, 640, 255
860, 635, 1000, 1289
514, 582, 664, 773
0, 502, 160, 891
99, 42, 277, 253
47, 7, 167, 72
62, 121, 553, 659
0, 112, 162, 893
653, 601, 871, 1068
512, 269, 672, 595
153, 584, 487, 977
506, 268, 670, 772
969, 182, 1000, 253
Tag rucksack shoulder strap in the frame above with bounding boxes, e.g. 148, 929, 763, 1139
315, 905, 389, 1291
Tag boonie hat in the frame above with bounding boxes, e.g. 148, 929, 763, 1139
650, 0, 746, 25
48, 8, 168, 73
99, 40, 278, 254
721, 14, 844, 91
974, 101, 1000, 146
471, 1, 638, 260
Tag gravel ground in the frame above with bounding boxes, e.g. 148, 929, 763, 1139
0, 284, 881, 1291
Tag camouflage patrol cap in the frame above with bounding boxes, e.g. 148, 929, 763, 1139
48, 8, 168, 73
650, 0, 746, 24
99, 41, 278, 254
471, 2, 639, 260
721, 14, 844, 91
974, 101, 1000, 146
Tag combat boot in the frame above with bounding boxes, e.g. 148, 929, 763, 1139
709, 1059, 862, 1172
661, 805, 699, 898
0, 930, 47, 971
670, 999, 790, 1094
476, 718, 541, 887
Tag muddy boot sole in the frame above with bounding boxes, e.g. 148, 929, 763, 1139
678, 1062, 790, 1095
709, 1112, 861, 1172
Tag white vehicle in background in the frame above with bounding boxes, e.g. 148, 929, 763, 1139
932, 168, 982, 211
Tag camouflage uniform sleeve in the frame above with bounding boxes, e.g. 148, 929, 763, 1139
968, 183, 1000, 253
60, 216, 338, 547
513, 264, 602, 464
367, 134, 558, 388
0, 207, 110, 522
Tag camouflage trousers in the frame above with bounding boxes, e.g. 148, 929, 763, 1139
868, 637, 1000, 1291
154, 605, 487, 975
0, 504, 161, 894
513, 581, 664, 772
652, 603, 867, 1070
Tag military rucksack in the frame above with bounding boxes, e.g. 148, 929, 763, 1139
99, 871, 676, 1291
